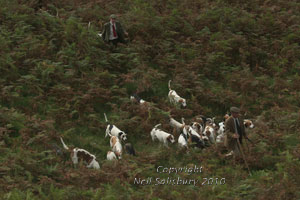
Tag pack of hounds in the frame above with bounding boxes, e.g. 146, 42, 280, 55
59, 80, 254, 170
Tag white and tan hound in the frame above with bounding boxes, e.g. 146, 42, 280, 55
168, 80, 186, 108
110, 135, 123, 159
150, 124, 176, 147
244, 119, 255, 129
104, 113, 127, 142
60, 137, 100, 169
169, 117, 185, 136
203, 123, 216, 144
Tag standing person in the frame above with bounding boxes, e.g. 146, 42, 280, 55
99, 14, 128, 47
224, 107, 248, 157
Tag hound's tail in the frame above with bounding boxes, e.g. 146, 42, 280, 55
168, 80, 172, 90
60, 137, 69, 150
104, 113, 108, 123
154, 124, 161, 129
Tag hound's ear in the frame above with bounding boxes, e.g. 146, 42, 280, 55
119, 132, 123, 136
167, 135, 171, 141
205, 131, 211, 136
179, 99, 183, 103
244, 122, 249, 128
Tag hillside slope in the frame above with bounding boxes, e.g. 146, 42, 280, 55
1, 0, 300, 199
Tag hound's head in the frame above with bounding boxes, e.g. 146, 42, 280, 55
224, 114, 230, 121
204, 125, 215, 137
205, 120, 216, 129
244, 120, 254, 129
114, 151, 122, 159
191, 122, 201, 130
205, 117, 216, 126
196, 117, 204, 125
167, 135, 176, 144
190, 122, 203, 134
119, 132, 127, 141
179, 98, 187, 108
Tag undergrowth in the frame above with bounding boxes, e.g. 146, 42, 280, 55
0, 0, 300, 199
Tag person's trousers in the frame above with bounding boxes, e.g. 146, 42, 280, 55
109, 39, 120, 46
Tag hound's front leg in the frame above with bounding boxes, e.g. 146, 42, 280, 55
164, 140, 169, 147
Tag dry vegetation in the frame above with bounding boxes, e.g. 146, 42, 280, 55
1, 0, 300, 199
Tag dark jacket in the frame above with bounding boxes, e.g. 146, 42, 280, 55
224, 116, 246, 150
101, 21, 126, 43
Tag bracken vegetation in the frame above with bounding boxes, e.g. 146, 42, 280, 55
1, 0, 300, 199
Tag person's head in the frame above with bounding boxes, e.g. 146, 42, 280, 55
230, 107, 240, 118
110, 14, 117, 23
